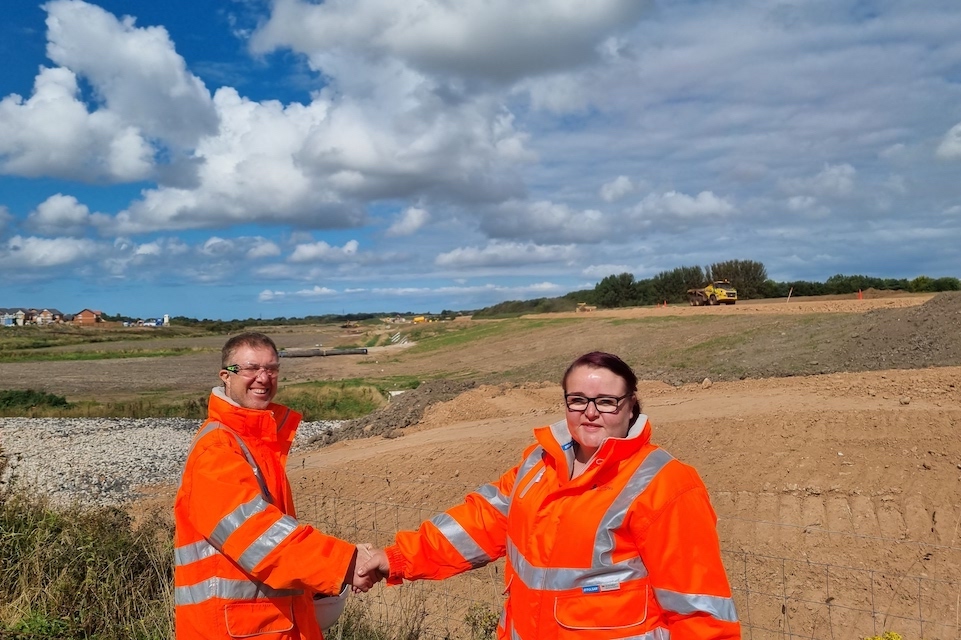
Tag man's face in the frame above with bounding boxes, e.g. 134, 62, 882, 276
219, 344, 280, 410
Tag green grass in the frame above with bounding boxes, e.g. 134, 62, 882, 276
400, 318, 576, 354
0, 377, 423, 420
0, 325, 207, 351
277, 377, 422, 421
0, 467, 174, 640
0, 346, 211, 364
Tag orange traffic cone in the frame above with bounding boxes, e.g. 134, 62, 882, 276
858, 289, 863, 300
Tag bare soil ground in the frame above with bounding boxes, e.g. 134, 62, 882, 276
6, 291, 961, 638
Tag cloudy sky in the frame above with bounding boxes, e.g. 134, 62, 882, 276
1, 0, 960, 320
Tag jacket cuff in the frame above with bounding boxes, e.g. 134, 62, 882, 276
385, 544, 406, 585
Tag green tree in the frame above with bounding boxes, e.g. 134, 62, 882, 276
594, 273, 638, 308
708, 260, 768, 299
650, 266, 705, 304
932, 276, 960, 291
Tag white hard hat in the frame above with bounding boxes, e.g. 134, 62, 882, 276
313, 584, 349, 632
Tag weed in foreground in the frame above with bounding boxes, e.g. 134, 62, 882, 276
0, 450, 174, 640
463, 602, 499, 639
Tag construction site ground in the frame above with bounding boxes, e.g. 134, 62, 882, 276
5, 291, 961, 638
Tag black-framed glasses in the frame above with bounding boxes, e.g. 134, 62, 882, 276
564, 393, 629, 413
224, 363, 281, 378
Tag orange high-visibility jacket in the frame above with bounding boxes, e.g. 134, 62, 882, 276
174, 388, 356, 640
385, 416, 739, 640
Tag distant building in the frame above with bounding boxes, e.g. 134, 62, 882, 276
73, 309, 103, 325
35, 308, 65, 324
0, 308, 24, 326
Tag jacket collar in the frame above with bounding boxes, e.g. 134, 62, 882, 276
536, 414, 653, 470
208, 386, 301, 446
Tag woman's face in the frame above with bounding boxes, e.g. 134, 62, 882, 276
564, 364, 634, 458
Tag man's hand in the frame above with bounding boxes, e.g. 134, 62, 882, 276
348, 543, 386, 593
356, 544, 390, 583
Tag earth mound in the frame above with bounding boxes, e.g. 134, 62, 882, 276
310, 379, 477, 445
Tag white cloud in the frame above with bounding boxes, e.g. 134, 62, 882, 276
199, 235, 283, 260
44, 0, 218, 148
629, 191, 735, 226
600, 176, 634, 202
0, 235, 101, 268
583, 264, 634, 278
0, 67, 153, 182
250, 0, 650, 84
386, 206, 430, 237
369, 281, 563, 298
779, 164, 857, 198
247, 240, 282, 259
0, 207, 12, 234
936, 122, 961, 159
25, 194, 92, 237
257, 286, 337, 302
289, 239, 360, 263
785, 195, 829, 217
258, 289, 284, 302
435, 241, 576, 268
481, 200, 608, 243
91, 89, 366, 235
879, 143, 906, 159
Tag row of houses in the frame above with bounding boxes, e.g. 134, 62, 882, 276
1, 308, 103, 326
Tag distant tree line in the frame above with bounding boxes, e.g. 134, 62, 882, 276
100, 260, 960, 325
472, 260, 960, 317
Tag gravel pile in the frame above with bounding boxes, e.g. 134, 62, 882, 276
0, 417, 341, 506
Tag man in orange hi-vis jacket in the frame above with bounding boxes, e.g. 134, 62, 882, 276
174, 332, 376, 639
361, 351, 740, 640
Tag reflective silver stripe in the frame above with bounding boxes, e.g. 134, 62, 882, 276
184, 421, 274, 503
192, 421, 220, 447
178, 422, 221, 490
210, 496, 270, 548
654, 587, 738, 623
175, 538, 221, 566
475, 483, 510, 517
511, 447, 544, 501
237, 515, 299, 572
619, 628, 671, 640
594, 448, 673, 568
506, 539, 646, 591
221, 427, 274, 504
175, 577, 303, 605
518, 467, 545, 499
430, 512, 491, 568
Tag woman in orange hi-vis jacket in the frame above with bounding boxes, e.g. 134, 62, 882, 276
360, 351, 740, 639
174, 332, 375, 640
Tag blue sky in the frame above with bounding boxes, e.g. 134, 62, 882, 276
1, 0, 960, 320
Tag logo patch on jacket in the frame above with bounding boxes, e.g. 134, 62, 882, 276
582, 583, 621, 594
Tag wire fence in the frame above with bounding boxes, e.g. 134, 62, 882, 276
300, 474, 961, 640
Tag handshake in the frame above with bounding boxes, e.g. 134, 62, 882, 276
347, 543, 391, 593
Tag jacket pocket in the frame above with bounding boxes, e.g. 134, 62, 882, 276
224, 599, 295, 638
553, 582, 648, 631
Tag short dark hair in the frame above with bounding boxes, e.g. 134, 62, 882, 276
562, 351, 642, 426
221, 332, 278, 368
